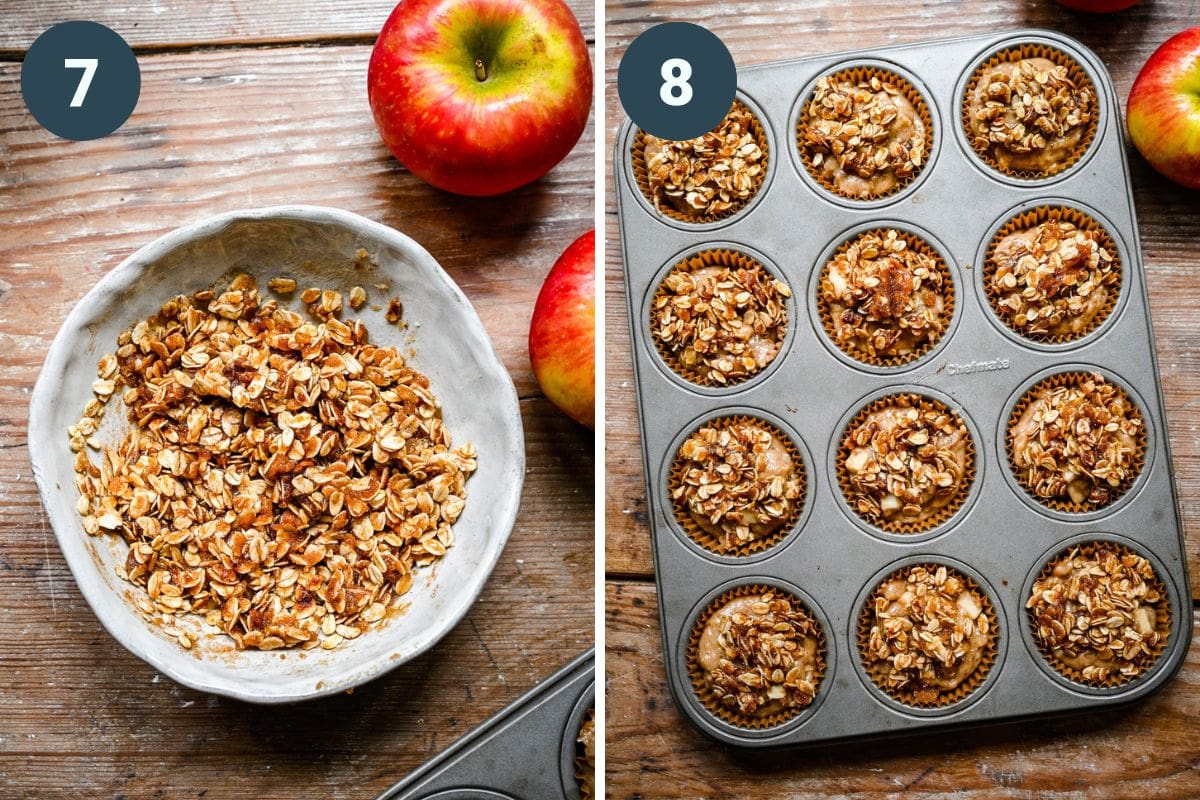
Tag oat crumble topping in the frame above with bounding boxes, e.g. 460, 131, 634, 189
673, 421, 802, 551
865, 565, 991, 701
68, 274, 477, 651
652, 261, 790, 385
990, 219, 1117, 338
386, 297, 404, 325
1028, 544, 1165, 683
969, 57, 1095, 172
643, 103, 765, 217
577, 709, 595, 799
266, 276, 296, 294
799, 74, 926, 197
1008, 374, 1142, 507
842, 397, 971, 527
821, 229, 949, 362
697, 592, 822, 718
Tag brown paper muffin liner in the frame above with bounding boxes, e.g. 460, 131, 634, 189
631, 99, 769, 225
687, 583, 828, 729
836, 393, 976, 534
796, 66, 934, 201
575, 705, 595, 799
651, 248, 789, 387
857, 563, 999, 708
983, 206, 1121, 344
816, 229, 954, 367
1005, 372, 1147, 513
962, 44, 1099, 179
1028, 541, 1171, 688
668, 415, 806, 557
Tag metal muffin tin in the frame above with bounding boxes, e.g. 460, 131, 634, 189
378, 649, 595, 799
614, 29, 1190, 748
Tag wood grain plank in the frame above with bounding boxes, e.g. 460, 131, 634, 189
606, 579, 1200, 799
0, 0, 594, 54
0, 39, 594, 800
603, 0, 1200, 593
0, 399, 591, 800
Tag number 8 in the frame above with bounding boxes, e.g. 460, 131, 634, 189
660, 58, 693, 107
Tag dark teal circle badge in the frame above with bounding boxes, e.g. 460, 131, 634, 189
21, 21, 140, 141
617, 22, 737, 141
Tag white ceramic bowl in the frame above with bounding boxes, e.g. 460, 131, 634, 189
28, 206, 525, 703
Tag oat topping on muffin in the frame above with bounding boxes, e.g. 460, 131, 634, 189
1028, 544, 1166, 684
643, 102, 765, 218
968, 56, 1096, 174
990, 219, 1117, 339
1008, 374, 1142, 508
696, 591, 822, 719
841, 397, 971, 529
799, 73, 927, 198
673, 421, 802, 551
821, 229, 950, 363
652, 260, 790, 385
864, 565, 991, 703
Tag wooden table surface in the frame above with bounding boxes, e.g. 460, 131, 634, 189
605, 1, 1200, 797
0, 3, 594, 799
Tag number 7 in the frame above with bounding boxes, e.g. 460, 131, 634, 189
64, 58, 98, 108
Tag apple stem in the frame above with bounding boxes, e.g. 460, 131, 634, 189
474, 58, 487, 82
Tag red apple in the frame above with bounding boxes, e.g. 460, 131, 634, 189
367, 0, 592, 196
530, 230, 594, 429
1127, 27, 1200, 189
1054, 0, 1141, 12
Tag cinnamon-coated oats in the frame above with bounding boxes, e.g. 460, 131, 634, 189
652, 260, 790, 385
68, 274, 476, 651
1028, 544, 1165, 683
643, 102, 765, 218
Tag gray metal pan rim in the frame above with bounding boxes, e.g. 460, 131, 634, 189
786, 57, 941, 211
806, 220, 963, 375
848, 554, 1008, 719
408, 792, 520, 800
620, 90, 777, 233
971, 198, 1132, 354
951, 34, 1109, 188
638, 241, 799, 397
825, 384, 986, 545
558, 680, 595, 800
657, 406, 816, 566
995, 363, 1156, 522
1017, 532, 1186, 699
674, 576, 837, 742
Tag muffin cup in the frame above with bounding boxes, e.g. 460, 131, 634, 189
836, 393, 976, 534
631, 99, 769, 225
651, 248, 789, 387
962, 44, 1099, 180
817, 229, 954, 367
1028, 541, 1171, 689
575, 706, 595, 799
1005, 371, 1147, 513
796, 66, 934, 202
686, 583, 827, 729
857, 563, 999, 708
668, 415, 806, 556
983, 206, 1120, 344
